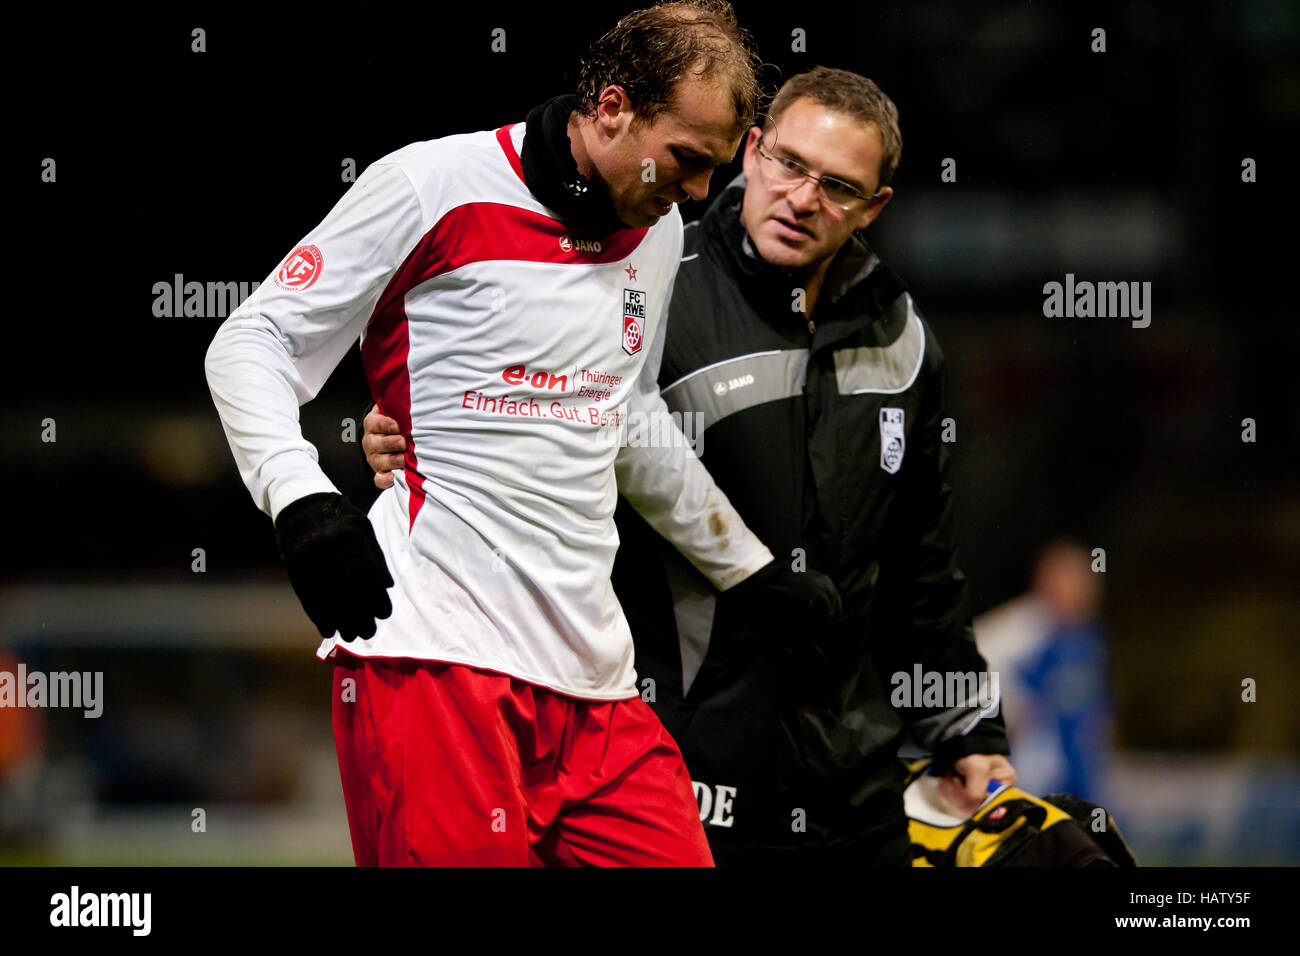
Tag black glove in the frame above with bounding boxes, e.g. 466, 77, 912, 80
274, 492, 394, 641
729, 558, 842, 625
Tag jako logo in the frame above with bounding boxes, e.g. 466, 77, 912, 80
275, 244, 323, 292
712, 374, 754, 395
559, 236, 602, 253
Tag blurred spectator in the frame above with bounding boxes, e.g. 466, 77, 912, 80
0, 651, 45, 844
975, 539, 1113, 802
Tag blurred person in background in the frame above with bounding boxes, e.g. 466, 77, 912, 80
0, 651, 44, 848
976, 538, 1113, 803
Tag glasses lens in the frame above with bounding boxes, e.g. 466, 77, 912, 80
760, 145, 794, 180
777, 159, 806, 184
821, 180, 857, 207
763, 139, 858, 208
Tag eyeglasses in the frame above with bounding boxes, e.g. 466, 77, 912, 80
755, 133, 882, 210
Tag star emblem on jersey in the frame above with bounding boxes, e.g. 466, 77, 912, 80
625, 263, 638, 281
622, 288, 647, 355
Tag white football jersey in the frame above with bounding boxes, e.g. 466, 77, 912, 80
205, 120, 771, 699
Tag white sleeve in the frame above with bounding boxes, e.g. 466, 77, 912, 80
614, 276, 773, 591
204, 161, 426, 522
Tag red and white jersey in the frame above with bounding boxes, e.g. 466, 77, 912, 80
205, 120, 772, 699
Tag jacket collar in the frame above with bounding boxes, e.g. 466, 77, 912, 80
700, 175, 908, 338
519, 94, 630, 236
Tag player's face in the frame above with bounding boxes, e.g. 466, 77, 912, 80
590, 76, 745, 228
739, 97, 893, 272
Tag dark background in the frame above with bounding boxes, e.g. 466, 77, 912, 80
4, 1, 1297, 863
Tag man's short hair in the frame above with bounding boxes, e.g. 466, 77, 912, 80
765, 66, 903, 188
576, 0, 762, 132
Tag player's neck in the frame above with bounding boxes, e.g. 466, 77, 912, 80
568, 111, 596, 182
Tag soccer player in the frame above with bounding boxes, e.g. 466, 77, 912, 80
367, 67, 1017, 865
205, 1, 838, 866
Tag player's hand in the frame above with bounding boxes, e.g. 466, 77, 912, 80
937, 754, 1017, 816
274, 492, 394, 641
730, 559, 843, 624
362, 406, 405, 490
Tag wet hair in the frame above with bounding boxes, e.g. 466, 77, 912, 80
576, 1, 762, 131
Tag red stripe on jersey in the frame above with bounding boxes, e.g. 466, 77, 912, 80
422, 202, 647, 270
497, 124, 525, 183
363, 201, 648, 533
360, 298, 426, 533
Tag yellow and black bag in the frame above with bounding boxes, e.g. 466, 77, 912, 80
903, 758, 1137, 867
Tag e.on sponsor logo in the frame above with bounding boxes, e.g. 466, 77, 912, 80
501, 365, 569, 391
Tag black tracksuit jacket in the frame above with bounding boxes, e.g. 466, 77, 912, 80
611, 178, 1009, 864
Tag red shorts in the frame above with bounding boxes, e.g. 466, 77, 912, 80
330, 651, 714, 866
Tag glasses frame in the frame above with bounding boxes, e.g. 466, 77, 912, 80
754, 131, 883, 211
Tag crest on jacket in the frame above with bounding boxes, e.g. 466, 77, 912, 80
880, 407, 905, 473
622, 288, 646, 355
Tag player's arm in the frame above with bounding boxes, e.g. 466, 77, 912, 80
612, 278, 838, 619
205, 160, 426, 640
868, 305, 1014, 801
610, 296, 771, 593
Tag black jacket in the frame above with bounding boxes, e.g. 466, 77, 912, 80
611, 178, 1009, 861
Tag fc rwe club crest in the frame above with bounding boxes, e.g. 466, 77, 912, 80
622, 288, 647, 355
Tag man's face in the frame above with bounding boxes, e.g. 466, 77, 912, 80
588, 74, 745, 228
739, 97, 893, 271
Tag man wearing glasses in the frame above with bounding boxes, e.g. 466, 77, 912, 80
364, 66, 1015, 865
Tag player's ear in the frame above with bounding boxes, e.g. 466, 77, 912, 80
595, 85, 634, 133
740, 126, 763, 179
855, 186, 892, 231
